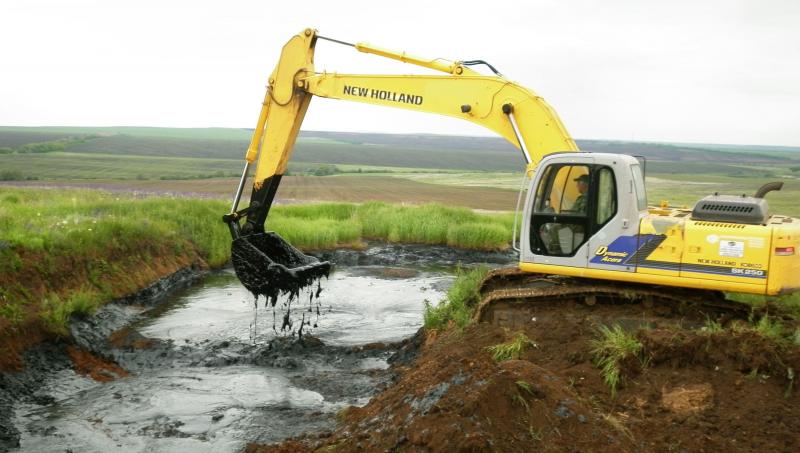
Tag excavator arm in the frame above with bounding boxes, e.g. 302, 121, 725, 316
223, 28, 579, 300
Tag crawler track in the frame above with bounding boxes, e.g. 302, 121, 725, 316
476, 267, 754, 327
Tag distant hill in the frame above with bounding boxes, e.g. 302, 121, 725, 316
0, 126, 252, 141
1, 126, 797, 176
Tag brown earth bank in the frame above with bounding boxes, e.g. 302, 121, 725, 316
66, 345, 129, 382
0, 244, 202, 373
248, 302, 800, 453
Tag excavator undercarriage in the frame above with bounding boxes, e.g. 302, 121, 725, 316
476, 268, 758, 328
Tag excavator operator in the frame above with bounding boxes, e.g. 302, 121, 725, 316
572, 174, 590, 214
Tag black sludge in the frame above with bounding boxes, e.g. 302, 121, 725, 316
231, 232, 332, 302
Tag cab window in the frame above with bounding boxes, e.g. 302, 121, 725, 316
531, 164, 590, 256
534, 165, 590, 214
596, 167, 617, 226
631, 164, 647, 211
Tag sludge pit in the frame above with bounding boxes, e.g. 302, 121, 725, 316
5, 260, 456, 452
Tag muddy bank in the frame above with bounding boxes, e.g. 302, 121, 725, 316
0, 266, 205, 451
252, 298, 800, 452
312, 242, 516, 268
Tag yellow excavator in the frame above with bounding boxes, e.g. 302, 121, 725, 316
222, 28, 799, 321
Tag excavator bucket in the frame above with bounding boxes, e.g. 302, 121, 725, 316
231, 232, 332, 302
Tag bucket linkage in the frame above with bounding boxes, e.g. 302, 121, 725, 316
223, 168, 332, 302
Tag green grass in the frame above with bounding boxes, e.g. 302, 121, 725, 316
701, 316, 724, 334
0, 191, 514, 273
700, 308, 800, 347
269, 202, 515, 250
275, 203, 357, 220
38, 291, 103, 335
0, 188, 230, 267
754, 314, 784, 342
357, 202, 514, 249
590, 325, 644, 397
424, 266, 489, 330
732, 313, 793, 346
446, 223, 510, 249
487, 332, 538, 361
269, 216, 362, 250
387, 171, 524, 190
727, 292, 800, 318
516, 380, 536, 395
0, 297, 24, 326
0, 152, 245, 180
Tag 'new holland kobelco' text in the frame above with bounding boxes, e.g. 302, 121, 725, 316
343, 85, 423, 105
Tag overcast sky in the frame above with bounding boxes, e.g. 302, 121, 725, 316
1, 0, 798, 146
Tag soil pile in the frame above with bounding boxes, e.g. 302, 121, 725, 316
249, 300, 800, 452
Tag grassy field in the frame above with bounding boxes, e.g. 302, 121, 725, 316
63, 135, 523, 171
2, 175, 523, 210
4, 168, 797, 217
646, 175, 800, 218
0, 126, 253, 141
0, 150, 478, 181
0, 152, 245, 180
387, 172, 525, 190
4, 127, 798, 182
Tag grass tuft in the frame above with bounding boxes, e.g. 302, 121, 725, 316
446, 223, 509, 250
590, 324, 643, 397
0, 298, 24, 327
424, 266, 488, 330
39, 295, 70, 336
754, 314, 784, 342
487, 332, 538, 362
511, 392, 530, 409
701, 316, 724, 334
516, 380, 536, 395
37, 290, 104, 335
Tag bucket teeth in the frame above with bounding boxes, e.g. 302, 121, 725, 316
232, 232, 332, 300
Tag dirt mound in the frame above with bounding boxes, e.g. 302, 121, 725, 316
249, 301, 800, 452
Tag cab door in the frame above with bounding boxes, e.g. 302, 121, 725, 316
586, 161, 637, 273
527, 158, 594, 268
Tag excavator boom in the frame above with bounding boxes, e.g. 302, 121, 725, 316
223, 28, 579, 299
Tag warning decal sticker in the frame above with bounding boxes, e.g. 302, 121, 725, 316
719, 240, 744, 258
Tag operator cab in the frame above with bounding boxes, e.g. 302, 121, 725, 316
521, 153, 645, 270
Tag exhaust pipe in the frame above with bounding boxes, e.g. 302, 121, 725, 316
754, 181, 784, 199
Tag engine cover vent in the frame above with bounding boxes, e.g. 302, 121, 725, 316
691, 194, 769, 225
